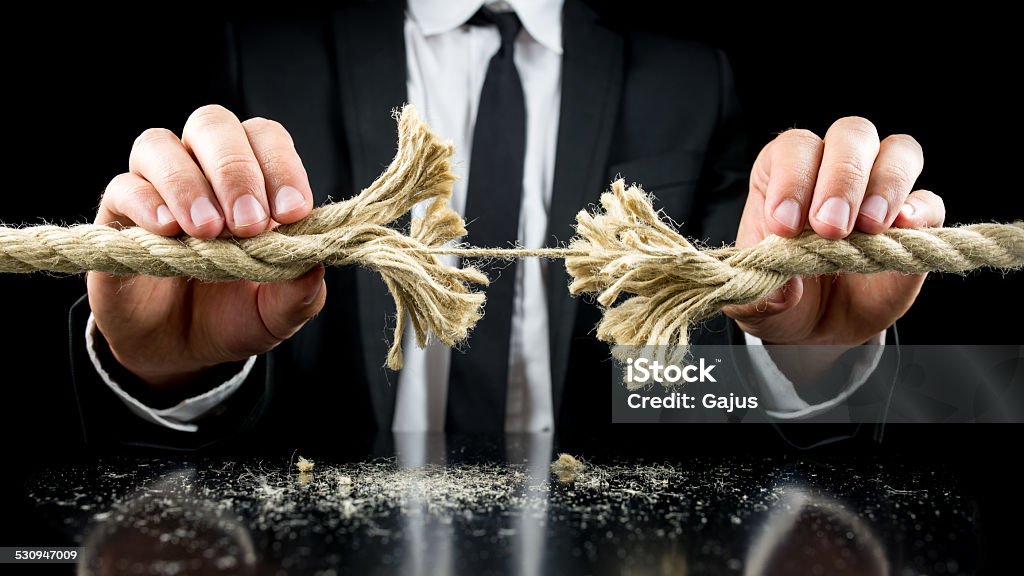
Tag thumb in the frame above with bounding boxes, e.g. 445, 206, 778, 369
722, 277, 803, 333
257, 264, 327, 342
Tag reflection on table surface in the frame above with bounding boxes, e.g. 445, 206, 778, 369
25, 434, 975, 575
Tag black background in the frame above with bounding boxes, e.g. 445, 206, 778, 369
0, 5, 1021, 572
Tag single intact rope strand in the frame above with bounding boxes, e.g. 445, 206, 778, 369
1, 106, 1022, 368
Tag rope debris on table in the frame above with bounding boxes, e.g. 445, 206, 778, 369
1, 105, 1021, 369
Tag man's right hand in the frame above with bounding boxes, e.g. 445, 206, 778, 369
87, 105, 327, 390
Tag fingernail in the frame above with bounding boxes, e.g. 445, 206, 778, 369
816, 197, 851, 231
190, 197, 222, 227
303, 280, 324, 305
232, 195, 268, 228
772, 199, 802, 231
156, 204, 175, 226
274, 186, 305, 215
900, 202, 916, 218
859, 195, 888, 224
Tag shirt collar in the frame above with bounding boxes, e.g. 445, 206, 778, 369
407, 0, 564, 54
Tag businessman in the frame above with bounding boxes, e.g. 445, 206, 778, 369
71, 0, 944, 449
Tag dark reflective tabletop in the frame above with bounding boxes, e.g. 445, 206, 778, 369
15, 433, 981, 575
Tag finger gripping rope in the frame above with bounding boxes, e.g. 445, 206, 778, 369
566, 181, 1023, 361
1, 106, 1021, 369
0, 107, 488, 371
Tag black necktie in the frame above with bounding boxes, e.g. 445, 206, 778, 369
446, 7, 526, 433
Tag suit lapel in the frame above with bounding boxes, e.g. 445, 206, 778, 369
330, 0, 622, 427
333, 0, 408, 429
547, 0, 624, 419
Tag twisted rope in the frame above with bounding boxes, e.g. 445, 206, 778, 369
1, 106, 1021, 368
566, 180, 1023, 363
0, 107, 487, 370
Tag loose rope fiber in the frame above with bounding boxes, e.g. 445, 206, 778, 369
1, 107, 488, 370
567, 180, 1023, 364
1, 106, 1021, 367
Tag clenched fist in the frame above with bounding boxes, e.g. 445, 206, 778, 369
725, 117, 945, 345
88, 105, 327, 389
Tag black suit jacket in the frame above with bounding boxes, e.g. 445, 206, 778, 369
69, 0, 752, 451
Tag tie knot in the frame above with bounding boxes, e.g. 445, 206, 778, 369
469, 6, 522, 48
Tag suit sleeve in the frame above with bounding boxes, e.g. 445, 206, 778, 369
69, 295, 273, 451
65, 21, 265, 451
690, 49, 749, 247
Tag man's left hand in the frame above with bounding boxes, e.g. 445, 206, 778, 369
724, 117, 945, 345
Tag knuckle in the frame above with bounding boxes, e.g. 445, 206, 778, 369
243, 117, 298, 155
917, 189, 944, 209
771, 130, 823, 195
883, 134, 925, 170
825, 157, 869, 193
101, 173, 133, 204
154, 162, 200, 193
103, 174, 154, 211
105, 172, 133, 190
883, 133, 922, 153
832, 116, 879, 141
879, 162, 917, 196
782, 161, 816, 194
189, 104, 233, 123
121, 181, 154, 205
183, 104, 237, 136
258, 151, 301, 180
243, 117, 290, 139
210, 153, 264, 193
133, 127, 175, 150
778, 128, 822, 147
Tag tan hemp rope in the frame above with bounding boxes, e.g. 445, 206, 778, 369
1, 105, 1022, 368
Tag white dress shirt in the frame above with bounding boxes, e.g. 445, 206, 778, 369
85, 0, 883, 433
395, 0, 562, 433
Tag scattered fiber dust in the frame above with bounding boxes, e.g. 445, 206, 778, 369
24, 456, 977, 574
550, 453, 586, 484
295, 456, 315, 473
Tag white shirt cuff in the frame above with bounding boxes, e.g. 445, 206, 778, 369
743, 330, 886, 420
85, 313, 257, 433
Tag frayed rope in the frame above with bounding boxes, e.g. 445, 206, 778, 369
1, 105, 1021, 368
